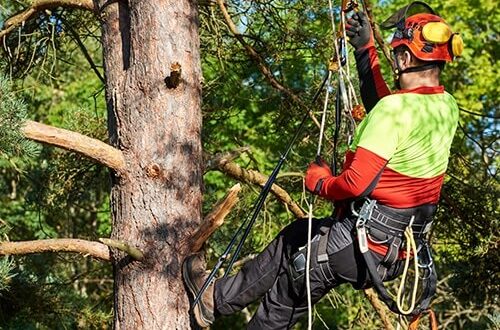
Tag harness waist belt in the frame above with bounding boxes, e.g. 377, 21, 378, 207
367, 204, 436, 242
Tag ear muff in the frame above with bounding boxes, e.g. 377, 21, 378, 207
422, 21, 452, 44
451, 33, 464, 57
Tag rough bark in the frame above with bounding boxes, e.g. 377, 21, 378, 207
96, 0, 202, 328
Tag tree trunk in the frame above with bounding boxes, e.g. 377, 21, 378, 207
96, 0, 202, 328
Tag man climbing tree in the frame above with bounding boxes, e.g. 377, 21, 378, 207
183, 2, 462, 328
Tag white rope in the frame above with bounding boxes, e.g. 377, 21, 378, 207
307, 64, 332, 330
306, 2, 361, 328
316, 70, 333, 157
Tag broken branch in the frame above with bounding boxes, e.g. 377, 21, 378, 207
189, 184, 242, 252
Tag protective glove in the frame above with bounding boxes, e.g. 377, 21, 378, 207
345, 11, 373, 50
305, 160, 334, 195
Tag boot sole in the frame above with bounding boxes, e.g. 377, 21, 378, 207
182, 257, 214, 328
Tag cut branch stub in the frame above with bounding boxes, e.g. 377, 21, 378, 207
164, 62, 182, 89
98, 238, 144, 261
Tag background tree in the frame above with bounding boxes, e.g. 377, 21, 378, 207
0, 0, 498, 329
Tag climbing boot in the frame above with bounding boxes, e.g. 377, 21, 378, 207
183, 253, 215, 328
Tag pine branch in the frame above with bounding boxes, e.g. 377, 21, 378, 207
0, 0, 95, 39
21, 120, 126, 173
208, 151, 306, 218
0, 79, 39, 157
0, 238, 110, 261
215, 0, 323, 131
62, 16, 105, 84
364, 288, 395, 330
362, 0, 394, 68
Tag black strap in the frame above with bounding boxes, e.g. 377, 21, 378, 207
400, 63, 439, 74
362, 248, 401, 314
317, 217, 334, 263
381, 236, 403, 268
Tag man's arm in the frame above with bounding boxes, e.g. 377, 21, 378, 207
354, 42, 391, 112
346, 11, 391, 112
305, 147, 387, 201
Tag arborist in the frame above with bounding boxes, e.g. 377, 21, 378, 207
183, 1, 462, 328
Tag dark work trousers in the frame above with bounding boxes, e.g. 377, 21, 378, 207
214, 216, 404, 329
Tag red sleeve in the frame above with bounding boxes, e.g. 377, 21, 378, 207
319, 147, 387, 200
354, 40, 392, 112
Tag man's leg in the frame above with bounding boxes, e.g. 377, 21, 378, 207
184, 218, 339, 328
246, 225, 342, 329
215, 219, 304, 315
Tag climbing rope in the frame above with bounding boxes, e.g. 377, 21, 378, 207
305, 1, 363, 328
307, 66, 333, 330
396, 217, 420, 315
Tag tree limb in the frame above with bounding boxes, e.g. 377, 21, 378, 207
362, 0, 394, 67
209, 151, 306, 218
215, 0, 322, 130
98, 238, 144, 261
364, 288, 395, 330
189, 183, 242, 252
0, 238, 110, 261
22, 120, 126, 173
62, 16, 105, 84
0, 0, 95, 39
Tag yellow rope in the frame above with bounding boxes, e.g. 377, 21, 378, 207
396, 217, 420, 315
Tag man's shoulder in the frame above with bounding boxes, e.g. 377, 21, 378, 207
370, 94, 405, 113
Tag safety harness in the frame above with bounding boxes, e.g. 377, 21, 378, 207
312, 199, 438, 317
351, 199, 437, 316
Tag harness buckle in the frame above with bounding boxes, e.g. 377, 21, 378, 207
352, 199, 377, 228
352, 199, 377, 253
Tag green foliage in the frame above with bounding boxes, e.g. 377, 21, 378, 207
0, 78, 39, 158
0, 3, 110, 328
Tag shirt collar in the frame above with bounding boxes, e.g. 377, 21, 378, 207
395, 85, 445, 94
